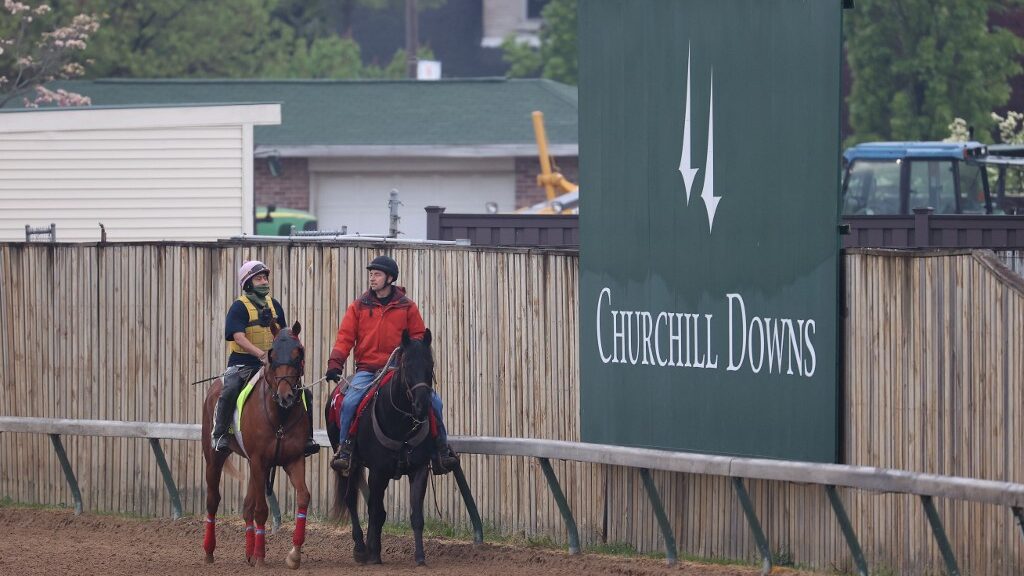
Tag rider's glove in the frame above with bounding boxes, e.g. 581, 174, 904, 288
325, 368, 342, 382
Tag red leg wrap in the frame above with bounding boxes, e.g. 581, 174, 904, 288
254, 524, 267, 559
293, 507, 308, 547
202, 515, 216, 554
245, 522, 255, 558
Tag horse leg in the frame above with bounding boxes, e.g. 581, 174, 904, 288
409, 465, 430, 566
248, 461, 271, 567
242, 491, 256, 565
365, 469, 390, 565
346, 467, 368, 564
202, 449, 229, 563
282, 458, 310, 570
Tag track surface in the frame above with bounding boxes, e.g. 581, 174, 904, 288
0, 507, 819, 575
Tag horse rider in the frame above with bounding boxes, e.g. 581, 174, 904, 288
325, 255, 458, 475
211, 260, 320, 456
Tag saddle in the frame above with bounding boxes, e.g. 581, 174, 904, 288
327, 370, 438, 442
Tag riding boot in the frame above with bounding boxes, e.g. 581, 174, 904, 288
303, 392, 320, 456
211, 366, 246, 452
211, 397, 234, 452
431, 436, 459, 475
330, 439, 354, 476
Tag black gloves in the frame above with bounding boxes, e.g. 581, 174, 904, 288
258, 307, 274, 327
325, 368, 342, 382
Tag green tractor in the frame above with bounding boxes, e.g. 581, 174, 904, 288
255, 206, 317, 236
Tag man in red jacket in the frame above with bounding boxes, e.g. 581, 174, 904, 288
325, 255, 458, 475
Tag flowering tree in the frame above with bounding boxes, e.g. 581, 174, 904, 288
0, 1, 99, 107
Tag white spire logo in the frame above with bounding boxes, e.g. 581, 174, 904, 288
678, 47, 699, 204
678, 46, 721, 233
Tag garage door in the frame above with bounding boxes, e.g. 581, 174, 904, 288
313, 164, 514, 239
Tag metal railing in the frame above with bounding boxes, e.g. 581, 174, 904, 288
2, 417, 1023, 576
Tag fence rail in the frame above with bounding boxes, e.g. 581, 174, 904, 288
3, 242, 1023, 575
3, 416, 1024, 576
424, 208, 1024, 252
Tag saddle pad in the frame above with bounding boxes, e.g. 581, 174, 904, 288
326, 370, 397, 437
231, 367, 264, 435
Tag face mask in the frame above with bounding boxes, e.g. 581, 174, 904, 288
252, 285, 270, 297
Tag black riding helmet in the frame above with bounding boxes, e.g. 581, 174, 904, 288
367, 255, 399, 282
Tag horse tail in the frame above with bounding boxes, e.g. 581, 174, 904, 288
328, 470, 349, 523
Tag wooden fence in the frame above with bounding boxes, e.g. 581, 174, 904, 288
1, 242, 1022, 575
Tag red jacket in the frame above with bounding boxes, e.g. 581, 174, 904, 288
327, 286, 426, 372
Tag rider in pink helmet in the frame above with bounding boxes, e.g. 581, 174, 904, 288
211, 260, 319, 456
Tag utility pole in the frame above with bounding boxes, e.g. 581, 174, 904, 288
405, 0, 418, 79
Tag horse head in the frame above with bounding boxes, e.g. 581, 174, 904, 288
399, 328, 434, 421
268, 321, 305, 409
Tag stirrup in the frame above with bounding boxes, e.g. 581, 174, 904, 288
213, 434, 231, 453
432, 447, 458, 475
330, 442, 354, 475
304, 438, 321, 456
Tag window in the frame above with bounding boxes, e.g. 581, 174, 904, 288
907, 160, 956, 214
843, 160, 900, 215
957, 162, 987, 214
527, 0, 550, 19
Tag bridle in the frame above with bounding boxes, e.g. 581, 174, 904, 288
385, 349, 433, 425
265, 334, 305, 409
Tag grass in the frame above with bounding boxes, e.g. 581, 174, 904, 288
0, 496, 58, 510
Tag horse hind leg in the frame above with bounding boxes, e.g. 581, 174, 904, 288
202, 449, 230, 563
201, 382, 225, 563
409, 465, 430, 566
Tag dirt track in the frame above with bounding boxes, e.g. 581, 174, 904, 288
0, 506, 818, 575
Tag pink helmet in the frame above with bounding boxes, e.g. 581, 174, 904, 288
238, 260, 270, 290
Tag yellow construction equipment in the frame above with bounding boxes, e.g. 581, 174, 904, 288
521, 111, 578, 214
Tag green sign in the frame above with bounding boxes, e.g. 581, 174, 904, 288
579, 0, 842, 462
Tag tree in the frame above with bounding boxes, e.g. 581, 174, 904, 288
502, 0, 577, 85
0, 1, 99, 107
845, 0, 1024, 144
56, 0, 437, 80
60, 0, 294, 78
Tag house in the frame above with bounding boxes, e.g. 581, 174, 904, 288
48, 78, 579, 239
348, 0, 548, 77
0, 103, 280, 242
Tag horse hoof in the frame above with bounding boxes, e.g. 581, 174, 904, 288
285, 548, 301, 570
417, 559, 426, 567
354, 549, 368, 564
205, 553, 214, 564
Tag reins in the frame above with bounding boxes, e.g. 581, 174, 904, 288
259, 344, 306, 493
369, 347, 433, 453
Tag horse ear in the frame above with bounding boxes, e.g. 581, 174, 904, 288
423, 328, 431, 347
292, 321, 301, 337
402, 329, 411, 347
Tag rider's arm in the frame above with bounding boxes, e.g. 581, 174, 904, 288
231, 331, 268, 362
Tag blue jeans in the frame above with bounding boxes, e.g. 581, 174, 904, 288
337, 370, 447, 445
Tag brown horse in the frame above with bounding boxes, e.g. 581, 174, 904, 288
201, 322, 312, 569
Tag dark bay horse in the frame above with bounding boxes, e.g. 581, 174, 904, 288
201, 322, 312, 569
326, 329, 436, 566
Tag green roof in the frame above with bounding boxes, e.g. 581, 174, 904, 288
42, 78, 578, 149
